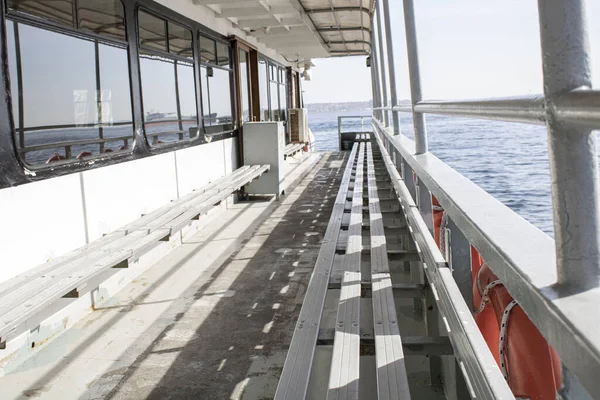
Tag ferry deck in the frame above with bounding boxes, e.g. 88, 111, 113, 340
0, 0, 599, 399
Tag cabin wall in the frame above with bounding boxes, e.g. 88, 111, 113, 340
0, 138, 238, 284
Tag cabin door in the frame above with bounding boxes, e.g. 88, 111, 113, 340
233, 39, 259, 167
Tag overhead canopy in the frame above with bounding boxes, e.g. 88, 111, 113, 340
193, 0, 373, 64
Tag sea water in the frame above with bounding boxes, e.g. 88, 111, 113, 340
308, 109, 558, 236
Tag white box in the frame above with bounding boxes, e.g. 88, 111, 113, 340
242, 121, 285, 197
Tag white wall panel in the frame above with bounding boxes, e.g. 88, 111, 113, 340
82, 153, 178, 242
0, 174, 86, 283
175, 140, 225, 197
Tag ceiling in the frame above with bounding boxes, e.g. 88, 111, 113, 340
191, 0, 373, 64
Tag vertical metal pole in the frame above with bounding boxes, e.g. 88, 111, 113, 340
374, 7, 389, 127
537, 0, 600, 290
380, 0, 400, 136
371, 33, 383, 122
401, 0, 427, 154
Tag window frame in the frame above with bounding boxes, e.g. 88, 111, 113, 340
5, 0, 135, 168
137, 6, 199, 147
198, 31, 235, 135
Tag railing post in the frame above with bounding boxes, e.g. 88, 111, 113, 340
380, 0, 400, 136
374, 8, 389, 127
537, 0, 600, 291
401, 0, 427, 154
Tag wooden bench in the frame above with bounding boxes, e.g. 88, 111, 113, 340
284, 143, 305, 160
275, 141, 410, 399
0, 164, 269, 348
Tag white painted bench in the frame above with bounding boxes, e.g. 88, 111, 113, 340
284, 143, 305, 160
275, 142, 410, 399
0, 164, 269, 348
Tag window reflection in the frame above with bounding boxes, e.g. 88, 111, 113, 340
8, 0, 74, 26
138, 12, 198, 146
6, 21, 134, 166
199, 34, 233, 134
239, 50, 250, 122
140, 53, 178, 145
78, 0, 126, 42
139, 10, 166, 52
259, 58, 269, 121
177, 63, 198, 139
216, 41, 230, 67
201, 66, 233, 132
200, 36, 216, 63
168, 21, 193, 58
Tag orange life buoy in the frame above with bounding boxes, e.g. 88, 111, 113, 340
474, 262, 562, 399
432, 195, 444, 248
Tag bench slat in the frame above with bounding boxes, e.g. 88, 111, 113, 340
275, 145, 358, 400
367, 142, 411, 399
164, 165, 269, 235
327, 143, 365, 400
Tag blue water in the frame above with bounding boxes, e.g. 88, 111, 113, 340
308, 110, 555, 236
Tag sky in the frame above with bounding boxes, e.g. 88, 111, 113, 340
303, 0, 600, 104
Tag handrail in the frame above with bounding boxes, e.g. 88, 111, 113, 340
373, 90, 600, 127
373, 118, 600, 397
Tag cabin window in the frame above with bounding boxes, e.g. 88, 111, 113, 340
199, 35, 234, 133
138, 10, 198, 145
6, 0, 134, 167
258, 57, 269, 121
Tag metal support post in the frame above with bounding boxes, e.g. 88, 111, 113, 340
537, 0, 600, 291
380, 0, 400, 135
446, 217, 473, 307
375, 8, 389, 127
402, 0, 428, 154
371, 35, 383, 122
416, 177, 433, 235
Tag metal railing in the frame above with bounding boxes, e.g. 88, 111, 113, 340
371, 0, 599, 397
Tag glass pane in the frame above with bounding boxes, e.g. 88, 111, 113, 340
8, 0, 74, 26
258, 58, 269, 121
177, 61, 198, 140
98, 43, 134, 151
11, 23, 100, 165
279, 84, 287, 121
138, 10, 166, 52
200, 66, 232, 129
139, 52, 179, 145
200, 66, 212, 125
200, 35, 216, 64
239, 50, 250, 123
211, 68, 232, 126
270, 81, 279, 121
78, 0, 126, 42
270, 64, 276, 81
216, 41, 230, 67
168, 21, 193, 59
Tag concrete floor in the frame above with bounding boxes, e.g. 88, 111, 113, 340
1, 152, 347, 400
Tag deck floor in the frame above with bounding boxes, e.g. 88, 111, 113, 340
1, 152, 347, 400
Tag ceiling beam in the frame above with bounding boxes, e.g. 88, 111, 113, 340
220, 4, 270, 18
192, 0, 257, 5
317, 26, 370, 33
305, 6, 370, 14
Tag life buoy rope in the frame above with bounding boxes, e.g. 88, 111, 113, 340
499, 299, 519, 381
